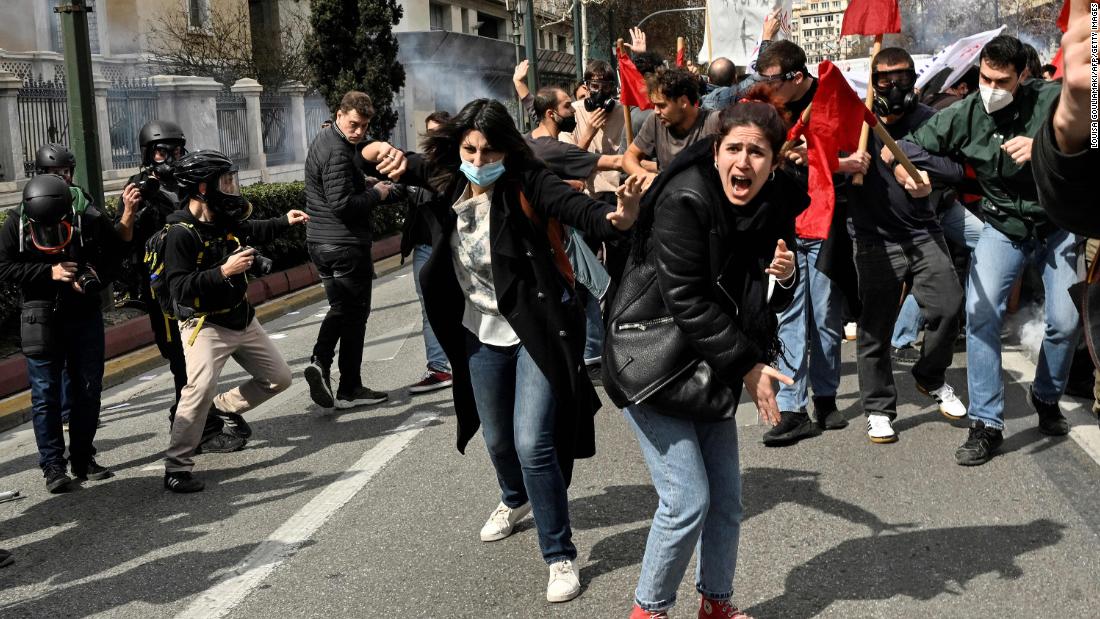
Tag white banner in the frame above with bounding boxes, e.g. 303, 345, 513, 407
698, 0, 795, 67
833, 55, 934, 100
915, 25, 1006, 93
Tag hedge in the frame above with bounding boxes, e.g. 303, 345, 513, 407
0, 180, 407, 334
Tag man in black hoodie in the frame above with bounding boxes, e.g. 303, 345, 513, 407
161, 150, 308, 493
303, 91, 390, 411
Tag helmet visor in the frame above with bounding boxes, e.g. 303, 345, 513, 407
28, 220, 73, 253
218, 170, 241, 196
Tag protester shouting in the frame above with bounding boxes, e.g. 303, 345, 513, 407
603, 95, 805, 619
360, 99, 644, 603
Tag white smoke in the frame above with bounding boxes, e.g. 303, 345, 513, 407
1004, 302, 1046, 360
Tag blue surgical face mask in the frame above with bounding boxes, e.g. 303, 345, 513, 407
459, 159, 506, 188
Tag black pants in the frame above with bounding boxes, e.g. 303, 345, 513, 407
853, 235, 962, 418
145, 294, 223, 436
309, 242, 373, 395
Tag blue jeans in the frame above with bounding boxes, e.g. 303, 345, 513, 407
579, 286, 605, 365
465, 331, 576, 564
775, 238, 843, 412
25, 309, 105, 470
413, 244, 449, 372
892, 202, 982, 348
966, 224, 1080, 429
624, 404, 743, 611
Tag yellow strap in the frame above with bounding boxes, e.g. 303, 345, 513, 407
164, 313, 172, 343
187, 315, 206, 347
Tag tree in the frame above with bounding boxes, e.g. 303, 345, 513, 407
305, 0, 407, 140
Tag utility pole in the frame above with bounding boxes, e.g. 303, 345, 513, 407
523, 0, 539, 96
56, 1, 103, 207
572, 0, 584, 82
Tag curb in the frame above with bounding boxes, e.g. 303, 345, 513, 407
0, 248, 407, 434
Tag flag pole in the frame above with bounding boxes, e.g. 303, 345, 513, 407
781, 103, 812, 152
852, 34, 882, 187
872, 120, 927, 188
617, 38, 635, 144
677, 36, 685, 66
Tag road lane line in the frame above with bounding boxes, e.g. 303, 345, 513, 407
173, 411, 438, 619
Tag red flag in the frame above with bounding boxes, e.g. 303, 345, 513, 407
789, 61, 878, 240
676, 46, 685, 67
840, 0, 901, 36
617, 48, 653, 110
1051, 0, 1072, 78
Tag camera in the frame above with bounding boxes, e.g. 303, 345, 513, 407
235, 246, 273, 277
74, 264, 102, 295
135, 163, 174, 201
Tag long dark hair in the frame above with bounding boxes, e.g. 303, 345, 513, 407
421, 99, 539, 192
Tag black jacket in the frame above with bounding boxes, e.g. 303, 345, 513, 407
1033, 99, 1099, 238
304, 125, 381, 246
163, 209, 289, 330
0, 202, 122, 313
398, 184, 435, 259
605, 138, 805, 419
388, 151, 623, 460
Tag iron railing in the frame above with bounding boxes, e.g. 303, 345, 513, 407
260, 91, 291, 167
304, 95, 330, 146
106, 78, 159, 169
216, 89, 250, 165
16, 76, 69, 177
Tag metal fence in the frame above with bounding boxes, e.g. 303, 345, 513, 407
304, 95, 330, 146
16, 76, 69, 177
260, 91, 292, 167
106, 78, 159, 169
216, 89, 250, 165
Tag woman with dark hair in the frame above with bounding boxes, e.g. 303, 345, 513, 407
362, 98, 644, 603
603, 96, 806, 619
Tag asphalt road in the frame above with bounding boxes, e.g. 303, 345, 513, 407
1, 262, 1099, 618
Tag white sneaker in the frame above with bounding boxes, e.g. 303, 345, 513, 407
844, 322, 858, 341
546, 559, 581, 603
867, 413, 898, 444
920, 382, 967, 420
479, 501, 532, 542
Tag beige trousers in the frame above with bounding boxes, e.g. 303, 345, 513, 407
165, 317, 292, 472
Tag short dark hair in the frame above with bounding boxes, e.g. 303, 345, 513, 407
584, 59, 613, 81
874, 47, 915, 71
632, 51, 665, 76
716, 86, 789, 163
572, 82, 587, 98
980, 35, 1027, 76
533, 87, 566, 120
339, 91, 374, 118
425, 110, 451, 128
954, 65, 980, 91
1022, 43, 1043, 78
647, 67, 701, 105
708, 57, 737, 87
756, 40, 807, 76
1041, 63, 1058, 76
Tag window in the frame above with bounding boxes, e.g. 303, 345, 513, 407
557, 35, 567, 52
188, 0, 209, 30
477, 12, 502, 40
429, 2, 449, 31
461, 8, 469, 33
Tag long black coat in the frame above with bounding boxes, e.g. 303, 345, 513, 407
396, 153, 622, 459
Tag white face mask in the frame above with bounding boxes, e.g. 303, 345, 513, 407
979, 84, 1014, 114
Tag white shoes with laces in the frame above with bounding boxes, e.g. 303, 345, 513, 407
546, 559, 581, 602
479, 501, 532, 542
919, 382, 967, 420
867, 413, 898, 444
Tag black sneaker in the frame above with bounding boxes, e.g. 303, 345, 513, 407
813, 395, 848, 430
335, 386, 389, 409
762, 411, 821, 446
586, 363, 603, 387
71, 458, 113, 481
955, 421, 1004, 466
211, 406, 252, 439
891, 345, 920, 365
164, 471, 205, 493
304, 361, 335, 409
0, 548, 12, 568
43, 464, 72, 494
195, 432, 247, 454
1029, 386, 1070, 436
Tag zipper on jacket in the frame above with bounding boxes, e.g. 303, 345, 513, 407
617, 316, 674, 331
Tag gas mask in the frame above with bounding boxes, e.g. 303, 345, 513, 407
584, 79, 617, 113
871, 68, 919, 117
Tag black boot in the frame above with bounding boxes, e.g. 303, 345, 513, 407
164, 471, 205, 493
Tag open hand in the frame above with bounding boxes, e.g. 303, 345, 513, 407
743, 363, 794, 426
608, 174, 646, 230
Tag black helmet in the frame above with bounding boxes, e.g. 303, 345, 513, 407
139, 120, 187, 166
22, 174, 75, 254
34, 143, 76, 175
173, 150, 251, 221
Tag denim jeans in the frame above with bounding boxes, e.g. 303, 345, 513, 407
465, 331, 576, 564
775, 238, 843, 412
26, 309, 105, 470
966, 224, 1080, 429
854, 236, 962, 417
413, 244, 449, 372
624, 404, 743, 612
579, 286, 605, 365
892, 202, 982, 348
309, 243, 373, 394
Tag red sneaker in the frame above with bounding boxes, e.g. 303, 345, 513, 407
630, 604, 669, 619
699, 597, 754, 619
408, 370, 453, 394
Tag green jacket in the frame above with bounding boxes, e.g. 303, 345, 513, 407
905, 78, 1061, 241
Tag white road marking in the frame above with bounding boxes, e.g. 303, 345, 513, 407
269, 333, 288, 340
174, 411, 438, 619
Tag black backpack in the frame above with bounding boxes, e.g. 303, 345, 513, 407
143, 221, 200, 321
